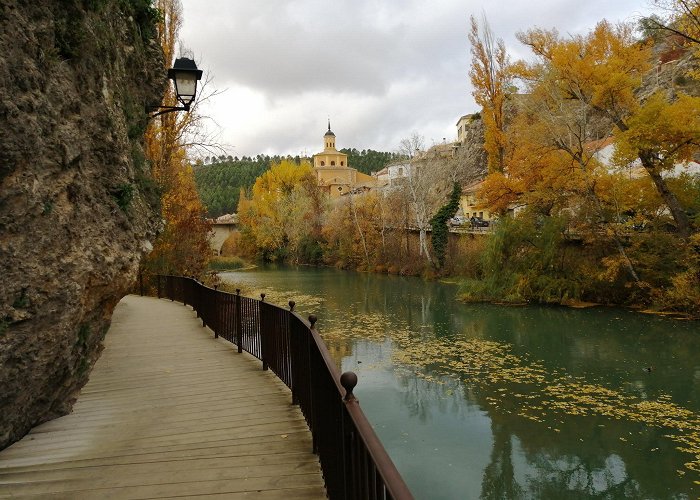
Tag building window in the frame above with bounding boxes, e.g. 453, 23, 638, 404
341, 161, 344, 166
321, 161, 325, 166
331, 161, 335, 166
398, 167, 403, 175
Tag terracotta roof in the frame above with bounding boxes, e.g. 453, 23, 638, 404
462, 179, 484, 192
584, 137, 614, 152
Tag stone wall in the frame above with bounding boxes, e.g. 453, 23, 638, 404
0, 1, 164, 449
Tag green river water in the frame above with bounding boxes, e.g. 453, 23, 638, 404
221, 266, 699, 500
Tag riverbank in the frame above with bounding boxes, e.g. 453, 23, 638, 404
212, 258, 699, 320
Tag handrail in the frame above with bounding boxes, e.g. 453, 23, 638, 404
142, 274, 414, 500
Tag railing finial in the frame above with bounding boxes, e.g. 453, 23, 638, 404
236, 289, 240, 295
308, 314, 317, 329
289, 300, 295, 311
260, 293, 266, 302
340, 371, 358, 401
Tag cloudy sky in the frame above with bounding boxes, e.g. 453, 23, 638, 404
179, 0, 653, 158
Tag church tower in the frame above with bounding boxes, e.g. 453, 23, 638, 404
324, 120, 336, 151
313, 120, 347, 171
312, 120, 376, 198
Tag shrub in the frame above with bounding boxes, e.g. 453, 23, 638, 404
208, 256, 246, 271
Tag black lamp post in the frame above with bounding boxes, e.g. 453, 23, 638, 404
148, 57, 203, 118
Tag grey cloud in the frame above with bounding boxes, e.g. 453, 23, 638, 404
180, 0, 653, 157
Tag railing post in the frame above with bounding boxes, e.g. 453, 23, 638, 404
139, 271, 144, 296
260, 293, 268, 371
157, 275, 161, 299
213, 285, 219, 338
341, 371, 358, 402
288, 300, 297, 406
235, 289, 242, 353
308, 314, 318, 454
193, 277, 200, 318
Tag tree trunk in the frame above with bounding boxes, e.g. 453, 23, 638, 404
584, 185, 640, 283
419, 228, 433, 266
349, 194, 371, 269
639, 150, 692, 239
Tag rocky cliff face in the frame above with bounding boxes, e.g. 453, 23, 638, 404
0, 1, 164, 449
455, 115, 488, 180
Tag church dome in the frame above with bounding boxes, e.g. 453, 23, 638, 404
324, 120, 335, 137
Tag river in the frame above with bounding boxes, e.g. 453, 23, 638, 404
221, 266, 699, 500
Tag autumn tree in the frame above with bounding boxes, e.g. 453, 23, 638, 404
323, 192, 386, 270
237, 160, 325, 263
468, 14, 512, 173
498, 55, 644, 282
517, 20, 699, 238
141, 0, 212, 276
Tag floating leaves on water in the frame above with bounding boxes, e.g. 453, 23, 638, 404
334, 325, 700, 483
240, 286, 325, 309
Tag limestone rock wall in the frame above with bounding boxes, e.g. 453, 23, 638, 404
0, 1, 164, 449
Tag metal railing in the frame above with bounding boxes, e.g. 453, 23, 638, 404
143, 274, 414, 500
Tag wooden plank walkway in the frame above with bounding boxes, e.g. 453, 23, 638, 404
0, 295, 326, 499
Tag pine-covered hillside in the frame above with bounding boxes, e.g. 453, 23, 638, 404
193, 156, 275, 218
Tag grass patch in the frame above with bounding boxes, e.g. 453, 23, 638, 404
111, 183, 134, 212
208, 256, 246, 272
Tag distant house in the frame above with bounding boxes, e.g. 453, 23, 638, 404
383, 161, 413, 186
455, 114, 473, 145
376, 142, 456, 189
459, 180, 493, 221
373, 166, 390, 186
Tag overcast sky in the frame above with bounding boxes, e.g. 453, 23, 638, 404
179, 0, 653, 159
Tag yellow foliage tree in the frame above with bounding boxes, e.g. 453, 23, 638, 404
141, 0, 211, 276
147, 156, 211, 275
517, 20, 698, 238
237, 160, 325, 262
469, 14, 512, 173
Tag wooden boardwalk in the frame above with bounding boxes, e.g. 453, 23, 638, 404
0, 295, 326, 499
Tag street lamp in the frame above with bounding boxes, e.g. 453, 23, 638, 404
148, 57, 203, 118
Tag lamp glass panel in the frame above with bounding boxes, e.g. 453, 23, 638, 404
174, 72, 197, 104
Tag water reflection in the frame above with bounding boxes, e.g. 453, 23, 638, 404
222, 267, 700, 499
